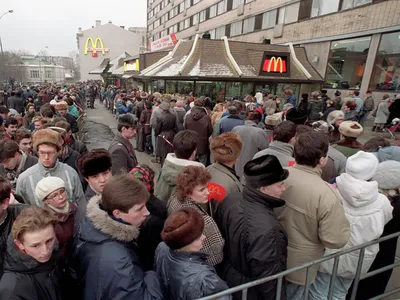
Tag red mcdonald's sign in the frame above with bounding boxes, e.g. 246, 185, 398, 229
259, 52, 290, 77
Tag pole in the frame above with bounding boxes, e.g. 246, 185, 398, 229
0, 36, 4, 88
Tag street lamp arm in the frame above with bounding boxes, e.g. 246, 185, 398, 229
0, 10, 13, 20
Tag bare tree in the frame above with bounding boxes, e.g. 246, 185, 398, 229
68, 50, 81, 80
0, 51, 27, 85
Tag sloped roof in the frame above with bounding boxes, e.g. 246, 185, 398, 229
89, 58, 110, 74
140, 38, 323, 82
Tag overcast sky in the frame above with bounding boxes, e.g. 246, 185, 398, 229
0, 0, 147, 57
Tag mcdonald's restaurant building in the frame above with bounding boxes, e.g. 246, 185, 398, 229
130, 36, 324, 100
76, 20, 146, 81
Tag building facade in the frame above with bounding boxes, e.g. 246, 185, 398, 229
77, 21, 146, 81
21, 56, 70, 85
147, 0, 400, 99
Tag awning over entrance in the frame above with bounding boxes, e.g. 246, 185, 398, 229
89, 58, 110, 74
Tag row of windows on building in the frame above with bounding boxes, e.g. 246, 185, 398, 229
148, 0, 384, 41
30, 70, 53, 79
326, 31, 400, 92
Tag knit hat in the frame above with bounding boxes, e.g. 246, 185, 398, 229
194, 98, 205, 107
327, 110, 344, 126
372, 160, 400, 190
35, 177, 65, 202
176, 100, 184, 108
159, 101, 170, 111
129, 165, 155, 194
339, 121, 363, 138
285, 107, 308, 125
244, 155, 289, 189
210, 132, 242, 163
118, 113, 137, 128
33, 129, 62, 151
346, 151, 379, 180
77, 149, 112, 178
55, 101, 68, 110
161, 208, 204, 250
50, 100, 57, 105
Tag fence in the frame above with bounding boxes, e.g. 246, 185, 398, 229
199, 231, 400, 300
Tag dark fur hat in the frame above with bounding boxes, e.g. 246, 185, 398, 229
161, 208, 204, 250
77, 149, 112, 178
244, 154, 289, 189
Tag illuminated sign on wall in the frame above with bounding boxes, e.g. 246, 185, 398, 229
84, 37, 109, 57
150, 33, 178, 52
259, 52, 290, 77
124, 59, 140, 72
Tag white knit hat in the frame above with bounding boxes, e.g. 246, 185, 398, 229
35, 177, 66, 202
372, 160, 400, 190
346, 151, 379, 181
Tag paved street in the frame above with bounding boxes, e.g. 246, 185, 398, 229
83, 100, 399, 299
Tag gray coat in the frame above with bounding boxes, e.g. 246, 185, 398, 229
232, 121, 269, 178
374, 100, 389, 124
253, 141, 295, 168
108, 133, 138, 175
207, 163, 243, 197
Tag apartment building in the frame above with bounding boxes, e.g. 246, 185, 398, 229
147, 0, 400, 98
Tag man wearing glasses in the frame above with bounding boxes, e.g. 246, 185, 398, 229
16, 129, 85, 207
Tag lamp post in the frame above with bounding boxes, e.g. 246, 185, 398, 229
0, 10, 14, 88
37, 46, 48, 84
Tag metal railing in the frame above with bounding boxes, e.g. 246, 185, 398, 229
199, 231, 400, 300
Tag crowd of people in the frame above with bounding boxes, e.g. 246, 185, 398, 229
0, 83, 399, 300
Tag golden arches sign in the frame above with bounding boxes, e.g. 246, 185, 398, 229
84, 37, 109, 56
267, 57, 284, 73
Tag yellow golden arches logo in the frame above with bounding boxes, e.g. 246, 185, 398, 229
267, 57, 284, 73
84, 37, 109, 56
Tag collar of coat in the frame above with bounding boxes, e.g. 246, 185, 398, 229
114, 132, 134, 151
269, 140, 294, 157
293, 164, 323, 176
243, 185, 285, 209
38, 159, 61, 174
86, 195, 140, 242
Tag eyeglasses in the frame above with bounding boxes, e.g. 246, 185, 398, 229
38, 151, 58, 157
45, 189, 67, 202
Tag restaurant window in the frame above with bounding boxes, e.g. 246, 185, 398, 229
209, 4, 217, 18
311, 0, 339, 17
167, 81, 194, 94
341, 0, 372, 10
232, 0, 244, 9
370, 31, 400, 92
217, 0, 227, 15
195, 81, 225, 101
243, 16, 255, 34
276, 83, 300, 99
262, 10, 277, 29
215, 25, 226, 39
225, 82, 242, 100
199, 10, 206, 22
325, 36, 371, 90
278, 3, 299, 24
230, 20, 243, 37
242, 82, 254, 96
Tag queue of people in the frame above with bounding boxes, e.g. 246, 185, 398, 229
0, 84, 399, 300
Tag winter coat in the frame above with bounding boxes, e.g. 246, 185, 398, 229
67, 137, 88, 155
72, 196, 164, 300
0, 237, 72, 300
0, 205, 27, 279
137, 194, 167, 271
216, 186, 288, 300
374, 146, 400, 162
253, 141, 295, 168
155, 110, 178, 159
51, 203, 76, 259
388, 98, 400, 123
167, 195, 224, 266
286, 94, 297, 106
140, 109, 153, 135
219, 115, 244, 134
154, 153, 205, 201
174, 107, 186, 131
207, 162, 243, 201
332, 139, 363, 158
59, 146, 81, 173
136, 100, 145, 120
108, 133, 138, 175
8, 96, 25, 115
263, 99, 277, 115
307, 98, 323, 121
23, 112, 35, 128
320, 173, 393, 279
0, 152, 38, 190
16, 160, 85, 207
344, 110, 358, 121
363, 96, 375, 113
184, 106, 212, 155
63, 113, 79, 133
327, 145, 347, 177
374, 100, 389, 124
68, 105, 79, 118
211, 111, 223, 128
117, 103, 129, 114
275, 164, 350, 285
155, 242, 230, 300
231, 121, 270, 178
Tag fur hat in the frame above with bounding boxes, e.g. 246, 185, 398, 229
77, 149, 112, 178
285, 107, 308, 125
339, 121, 363, 138
210, 132, 242, 163
161, 208, 204, 250
55, 101, 68, 110
152, 92, 162, 100
33, 129, 62, 151
163, 94, 172, 103
118, 113, 137, 128
327, 110, 344, 126
346, 151, 379, 181
244, 155, 289, 189
35, 177, 65, 202
372, 160, 400, 190
140, 92, 149, 99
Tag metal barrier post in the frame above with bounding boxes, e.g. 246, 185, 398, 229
241, 289, 247, 300
275, 277, 282, 300
304, 267, 311, 300
328, 256, 340, 300
350, 248, 366, 300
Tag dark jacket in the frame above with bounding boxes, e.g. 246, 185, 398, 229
0, 205, 27, 278
108, 133, 138, 175
307, 98, 323, 121
137, 195, 167, 271
155, 110, 178, 160
388, 98, 400, 124
155, 242, 230, 300
72, 196, 164, 300
0, 236, 72, 300
68, 137, 88, 155
216, 186, 288, 300
0, 152, 38, 190
184, 106, 213, 155
219, 115, 245, 134
8, 96, 25, 114
140, 109, 153, 135
63, 113, 79, 133
136, 100, 145, 120
363, 96, 375, 113
174, 108, 186, 131
59, 146, 81, 173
